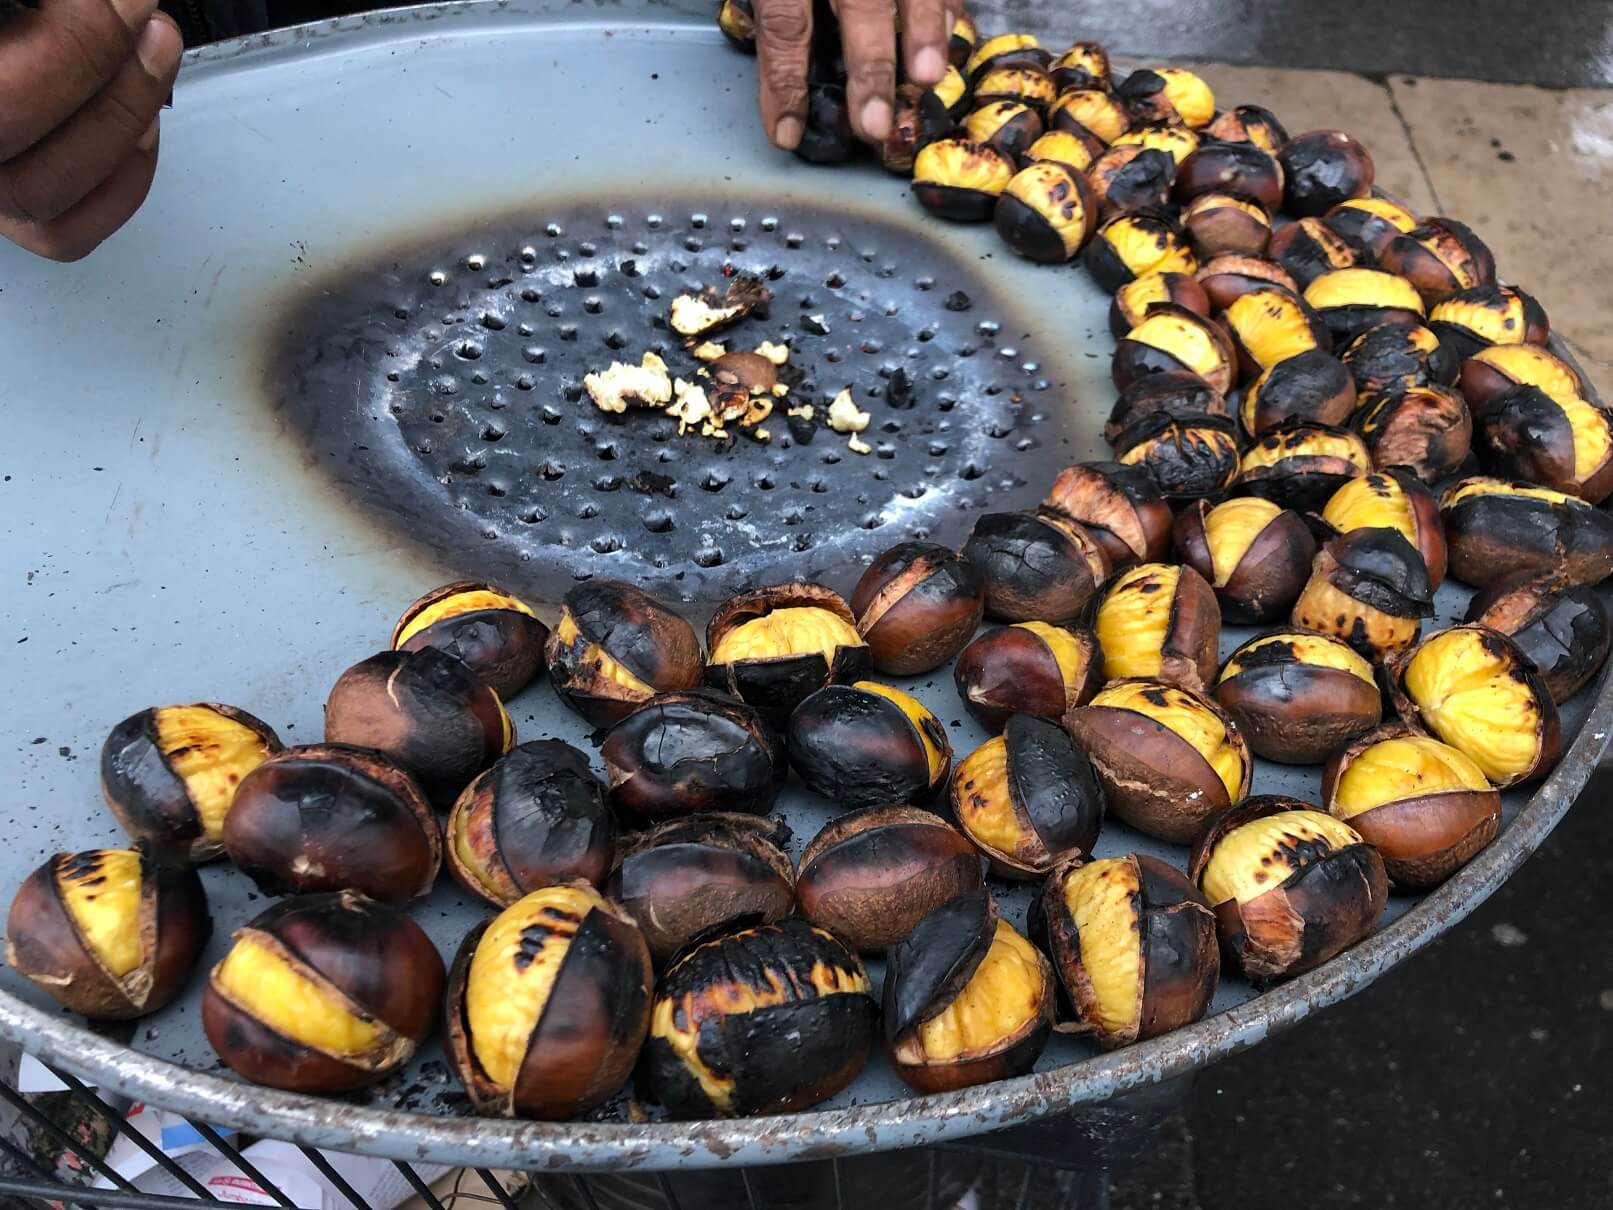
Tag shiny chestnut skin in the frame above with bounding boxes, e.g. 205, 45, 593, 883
954, 622, 1103, 734
1353, 383, 1474, 484
1277, 130, 1374, 217
1049, 40, 1113, 93
1086, 146, 1176, 217
7, 845, 210, 1021
223, 744, 440, 903
881, 84, 954, 175
994, 162, 1099, 263
1182, 192, 1272, 260
1239, 349, 1356, 436
1215, 628, 1383, 764
1115, 411, 1241, 500
1113, 303, 1238, 396
1267, 216, 1358, 288
642, 918, 875, 1118
1303, 268, 1426, 347
1174, 497, 1317, 624
850, 542, 985, 676
1321, 196, 1419, 263
1458, 343, 1585, 416
1219, 284, 1332, 383
1103, 371, 1228, 444
1043, 461, 1175, 569
962, 510, 1111, 624
390, 580, 547, 700
545, 580, 703, 728
1034, 853, 1218, 1048
606, 813, 794, 963
1320, 469, 1448, 589
100, 703, 282, 864
1441, 476, 1613, 589
1378, 217, 1496, 307
787, 681, 951, 808
1189, 796, 1387, 981
912, 139, 1017, 222
1429, 284, 1551, 363
1109, 272, 1212, 340
1466, 572, 1613, 704
1084, 213, 1198, 293
1207, 104, 1289, 155
601, 690, 785, 823
1173, 141, 1284, 211
446, 884, 651, 1118
796, 805, 983, 952
1094, 562, 1222, 691
1291, 527, 1434, 659
962, 101, 1044, 161
1195, 254, 1299, 311
445, 740, 614, 909
1475, 385, 1613, 503
1234, 418, 1372, 513
203, 891, 443, 1093
324, 648, 510, 808
1340, 321, 1458, 396
705, 583, 870, 725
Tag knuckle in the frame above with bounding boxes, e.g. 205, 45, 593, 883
756, 0, 810, 48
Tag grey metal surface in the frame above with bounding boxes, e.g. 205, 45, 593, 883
0, 0, 1608, 1175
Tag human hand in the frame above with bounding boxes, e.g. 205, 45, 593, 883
0, 0, 183, 261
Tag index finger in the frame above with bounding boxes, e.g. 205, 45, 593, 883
0, 0, 160, 161
754, 0, 813, 149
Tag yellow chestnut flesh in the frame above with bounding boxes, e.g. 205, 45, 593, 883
1402, 629, 1547, 784
394, 589, 538, 647
914, 921, 1044, 1061
1088, 681, 1246, 801
1241, 428, 1370, 473
1324, 475, 1414, 541
1560, 397, 1613, 479
1220, 631, 1375, 684
1202, 496, 1283, 587
154, 706, 277, 838
1103, 218, 1198, 277
1467, 345, 1579, 403
1223, 290, 1321, 369
1152, 68, 1216, 128
855, 680, 948, 782
1304, 269, 1425, 315
57, 849, 143, 977
552, 614, 651, 693
1112, 124, 1201, 162
1061, 858, 1141, 1036
1442, 477, 1577, 508
1095, 564, 1178, 680
1124, 311, 1227, 383
1332, 736, 1490, 818
952, 739, 1021, 856
1017, 621, 1095, 699
214, 935, 382, 1058
1053, 90, 1129, 143
1200, 810, 1364, 906
1025, 131, 1098, 172
710, 607, 864, 663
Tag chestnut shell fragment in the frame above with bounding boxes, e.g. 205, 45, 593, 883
1043, 460, 1175, 569
705, 583, 870, 725
1214, 629, 1383, 764
1441, 478, 1613, 588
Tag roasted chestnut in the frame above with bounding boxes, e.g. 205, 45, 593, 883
716, 0, 753, 48
391, 581, 547, 700
974, 66, 1057, 111
1036, 854, 1218, 1048
204, 891, 443, 1093
643, 917, 875, 1118
1023, 128, 1104, 174
446, 884, 650, 1118
1086, 145, 1176, 218
1352, 383, 1473, 484
1239, 348, 1356, 435
1108, 271, 1212, 340
912, 139, 1017, 222
1195, 254, 1299, 310
1049, 40, 1112, 92
1116, 66, 1215, 128
1111, 123, 1201, 164
223, 744, 440, 903
1475, 385, 1613, 502
1321, 195, 1418, 263
1043, 460, 1175, 568
1114, 411, 1241, 499
1291, 527, 1433, 658
1174, 496, 1317, 623
1388, 624, 1561, 788
1340, 321, 1458, 396
1234, 418, 1372, 512
965, 33, 1050, 82
795, 81, 854, 165
1378, 218, 1495, 307
1049, 88, 1131, 144
601, 690, 784, 822
1459, 342, 1585, 415
1113, 304, 1238, 396
963, 100, 1044, 160
787, 681, 951, 808
1206, 104, 1289, 156
445, 740, 614, 909
954, 622, 1103, 734
1303, 268, 1426, 347
1182, 192, 1272, 260
606, 813, 794, 962
850, 542, 985, 676
1215, 628, 1382, 763
880, 83, 954, 175
1267, 216, 1358, 288
1066, 679, 1251, 843
1104, 370, 1229, 443
1084, 212, 1198, 293
545, 581, 703, 727
1429, 284, 1551, 363
950, 715, 1106, 878
1173, 141, 1284, 211
1277, 130, 1374, 217
325, 648, 511, 808
1322, 726, 1499, 888
796, 805, 983, 952
7, 846, 209, 1020
1440, 476, 1613, 588
962, 510, 1111, 624
1466, 573, 1611, 704
1189, 797, 1386, 980
884, 891, 1053, 1091
934, 63, 972, 119
995, 162, 1099, 263
948, 12, 977, 67
100, 703, 282, 863
1321, 469, 1447, 588
1220, 284, 1331, 382
1093, 562, 1221, 690
705, 583, 870, 723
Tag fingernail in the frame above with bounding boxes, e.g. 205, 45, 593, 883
860, 97, 892, 141
774, 116, 804, 149
913, 46, 945, 84
137, 121, 159, 152
137, 16, 181, 76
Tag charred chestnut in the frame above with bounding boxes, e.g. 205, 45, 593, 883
950, 715, 1106, 877
601, 691, 784, 822
1466, 573, 1613, 704
954, 622, 1103, 733
1109, 272, 1212, 340
1340, 321, 1458, 395
795, 81, 855, 165
391, 581, 547, 700
1195, 254, 1299, 310
1429, 284, 1551, 362
545, 581, 703, 727
1173, 141, 1284, 211
948, 12, 977, 67
325, 648, 511, 808
934, 63, 972, 119
995, 162, 1099, 263
446, 884, 650, 1118
1215, 628, 1382, 763
965, 33, 1050, 82
1094, 562, 1221, 691
1174, 496, 1317, 623
1116, 67, 1214, 128
1104, 370, 1229, 444
1278, 130, 1374, 217
787, 681, 951, 807
1474, 384, 1613, 503
1321, 469, 1447, 588
705, 583, 870, 723
224, 745, 440, 903
851, 542, 985, 675
1378, 218, 1496, 307
1267, 216, 1358, 288
1206, 104, 1289, 156
881, 84, 954, 175
1441, 476, 1613, 588
644, 917, 875, 1118
1322, 196, 1419, 263
796, 806, 983, 951
1066, 679, 1251, 843
912, 138, 1017, 222
1182, 192, 1272, 260
1084, 212, 1198, 293
1239, 348, 1356, 435
1111, 123, 1201, 164
884, 891, 1053, 1091
962, 510, 1111, 624
606, 813, 794, 963
974, 66, 1057, 111
1189, 797, 1386, 980
1304, 268, 1426, 347
1220, 284, 1331, 382
1322, 728, 1500, 889
1043, 460, 1176, 568
962, 100, 1044, 160
445, 740, 614, 908
1114, 411, 1241, 499
1234, 418, 1372, 512
1037, 854, 1218, 1048
204, 891, 443, 1093
1291, 527, 1433, 658
100, 703, 282, 863
1086, 145, 1176, 218
1353, 383, 1473, 483
1113, 304, 1238, 396
1049, 40, 1113, 93
1459, 342, 1585, 415
7, 846, 209, 1020
1023, 128, 1105, 174
1049, 88, 1131, 144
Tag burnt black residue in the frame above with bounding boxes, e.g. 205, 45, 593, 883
261, 196, 1069, 604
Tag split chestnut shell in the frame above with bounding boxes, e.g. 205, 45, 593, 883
1108, 272, 1212, 341
962, 510, 1111, 624
1440, 477, 1613, 588
1113, 412, 1241, 499
1267, 216, 1358, 288
1094, 562, 1221, 691
1321, 196, 1418, 263
1174, 496, 1316, 624
1303, 269, 1426, 347
706, 583, 870, 724
391, 580, 548, 700
1182, 192, 1273, 261
1340, 320, 1458, 396
1173, 141, 1284, 211
1234, 418, 1372, 513
1239, 349, 1356, 436
1103, 371, 1229, 445
1429, 284, 1550, 363
1290, 527, 1434, 659
1378, 218, 1496, 307
1458, 343, 1585, 416
1352, 383, 1473, 484
1084, 213, 1198, 294
1465, 572, 1612, 704
1474, 385, 1613, 504
1214, 628, 1382, 764
787, 681, 952, 808
994, 162, 1099, 263
1320, 469, 1448, 589
912, 139, 1016, 222
1113, 304, 1238, 397
1277, 130, 1374, 217
1219, 285, 1331, 383
1042, 460, 1175, 569
850, 542, 985, 676
544, 580, 704, 727
953, 622, 1103, 734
